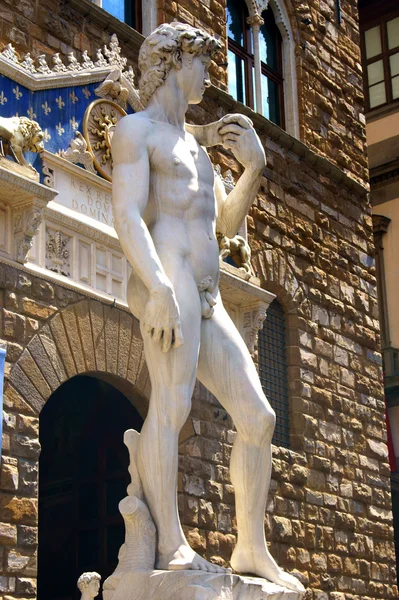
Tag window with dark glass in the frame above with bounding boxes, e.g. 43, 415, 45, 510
361, 10, 399, 110
258, 299, 290, 448
101, 0, 142, 31
226, 0, 285, 127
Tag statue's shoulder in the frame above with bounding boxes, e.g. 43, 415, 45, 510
112, 113, 154, 157
119, 112, 154, 137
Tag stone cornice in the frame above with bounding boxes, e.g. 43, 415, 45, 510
0, 166, 58, 204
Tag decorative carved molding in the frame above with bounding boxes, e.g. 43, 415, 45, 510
59, 131, 96, 175
244, 0, 269, 17
43, 205, 120, 251
14, 201, 45, 263
45, 228, 72, 277
0, 34, 141, 104
243, 305, 268, 354
372, 214, 391, 237
42, 165, 54, 189
247, 13, 265, 27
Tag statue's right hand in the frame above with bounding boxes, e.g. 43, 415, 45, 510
143, 284, 184, 353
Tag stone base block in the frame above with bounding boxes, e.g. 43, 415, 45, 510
104, 569, 304, 600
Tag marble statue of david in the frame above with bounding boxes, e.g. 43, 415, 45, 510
112, 22, 304, 594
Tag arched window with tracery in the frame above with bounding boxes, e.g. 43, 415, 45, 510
226, 0, 285, 127
257, 298, 290, 447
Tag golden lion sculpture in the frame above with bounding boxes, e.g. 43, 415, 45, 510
0, 115, 44, 170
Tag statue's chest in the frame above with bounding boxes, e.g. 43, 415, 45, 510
150, 132, 214, 187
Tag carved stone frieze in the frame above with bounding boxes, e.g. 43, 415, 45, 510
0, 34, 142, 109
45, 228, 72, 277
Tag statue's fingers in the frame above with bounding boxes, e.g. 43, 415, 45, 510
173, 322, 184, 348
222, 114, 252, 129
162, 328, 172, 353
218, 124, 246, 136
222, 134, 239, 143
223, 139, 237, 150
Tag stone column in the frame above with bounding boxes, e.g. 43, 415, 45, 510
247, 14, 264, 114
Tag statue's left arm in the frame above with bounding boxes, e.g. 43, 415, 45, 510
188, 115, 266, 238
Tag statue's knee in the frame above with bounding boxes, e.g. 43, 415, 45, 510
239, 402, 276, 444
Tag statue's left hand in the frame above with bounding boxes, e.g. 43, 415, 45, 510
219, 114, 266, 172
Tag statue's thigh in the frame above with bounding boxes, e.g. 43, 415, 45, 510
198, 302, 272, 423
142, 273, 203, 391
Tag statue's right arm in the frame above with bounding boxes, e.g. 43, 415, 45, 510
112, 116, 183, 351
112, 117, 168, 293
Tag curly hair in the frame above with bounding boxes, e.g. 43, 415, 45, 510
77, 572, 101, 593
139, 22, 221, 107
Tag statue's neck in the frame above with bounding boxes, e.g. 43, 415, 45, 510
81, 592, 91, 600
145, 75, 187, 131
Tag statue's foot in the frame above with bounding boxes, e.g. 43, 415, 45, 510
231, 545, 305, 593
157, 544, 231, 574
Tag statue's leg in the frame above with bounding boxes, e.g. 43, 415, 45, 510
197, 301, 304, 593
132, 272, 226, 574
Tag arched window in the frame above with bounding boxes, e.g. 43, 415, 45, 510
226, 0, 285, 127
257, 298, 290, 447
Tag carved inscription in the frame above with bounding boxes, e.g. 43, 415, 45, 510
70, 178, 114, 226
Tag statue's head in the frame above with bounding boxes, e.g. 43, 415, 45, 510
139, 22, 221, 107
77, 572, 101, 597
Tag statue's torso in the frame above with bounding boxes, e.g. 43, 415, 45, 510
143, 120, 220, 289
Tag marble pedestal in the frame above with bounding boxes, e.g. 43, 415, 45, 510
103, 570, 304, 600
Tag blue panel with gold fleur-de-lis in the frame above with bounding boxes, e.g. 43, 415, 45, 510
0, 74, 133, 175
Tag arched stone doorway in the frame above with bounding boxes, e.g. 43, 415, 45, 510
37, 374, 144, 600
3, 299, 151, 600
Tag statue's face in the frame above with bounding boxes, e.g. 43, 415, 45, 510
179, 52, 211, 104
88, 579, 100, 596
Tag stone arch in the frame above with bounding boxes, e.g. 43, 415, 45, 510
253, 247, 305, 312
6, 298, 150, 417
